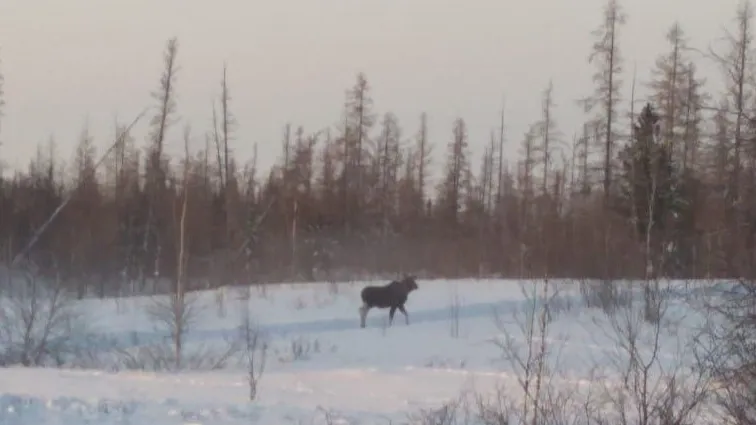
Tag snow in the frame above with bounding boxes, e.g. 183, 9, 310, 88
0, 279, 719, 424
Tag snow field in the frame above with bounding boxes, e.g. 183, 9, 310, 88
0, 279, 717, 424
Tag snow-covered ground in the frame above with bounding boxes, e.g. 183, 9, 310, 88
0, 279, 719, 424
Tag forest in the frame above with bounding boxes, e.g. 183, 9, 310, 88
1, 0, 755, 296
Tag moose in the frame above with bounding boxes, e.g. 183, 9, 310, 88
358, 276, 419, 328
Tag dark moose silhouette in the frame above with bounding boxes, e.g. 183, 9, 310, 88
359, 276, 419, 328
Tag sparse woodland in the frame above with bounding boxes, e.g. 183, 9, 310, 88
5, 4, 756, 423
2, 1, 756, 296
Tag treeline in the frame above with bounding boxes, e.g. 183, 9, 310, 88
1, 0, 756, 295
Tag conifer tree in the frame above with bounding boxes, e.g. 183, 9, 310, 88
618, 103, 678, 275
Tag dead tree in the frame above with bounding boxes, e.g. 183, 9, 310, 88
581, 0, 626, 200
142, 37, 179, 292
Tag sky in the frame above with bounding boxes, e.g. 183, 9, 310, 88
0, 0, 745, 184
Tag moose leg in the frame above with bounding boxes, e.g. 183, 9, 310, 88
389, 306, 397, 326
359, 304, 370, 328
398, 305, 409, 325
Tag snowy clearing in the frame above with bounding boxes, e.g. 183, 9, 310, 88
0, 279, 722, 424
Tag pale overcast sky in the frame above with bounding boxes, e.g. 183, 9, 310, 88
0, 0, 744, 182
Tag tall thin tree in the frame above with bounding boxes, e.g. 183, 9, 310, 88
581, 0, 626, 200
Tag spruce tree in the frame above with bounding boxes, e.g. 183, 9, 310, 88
618, 103, 678, 274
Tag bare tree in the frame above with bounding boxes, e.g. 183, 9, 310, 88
536, 80, 560, 196
438, 118, 470, 226
479, 133, 497, 213
341, 72, 375, 232
408, 395, 471, 425
696, 282, 756, 425
497, 96, 507, 207
518, 125, 538, 274
68, 121, 102, 298
489, 282, 554, 425
238, 299, 267, 401
0, 267, 81, 367
581, 0, 627, 200
679, 62, 707, 173
477, 281, 584, 425
709, 1, 755, 276
142, 37, 180, 291
375, 112, 403, 239
590, 283, 713, 425
144, 126, 195, 371
648, 23, 689, 151
416, 112, 433, 212
220, 63, 235, 189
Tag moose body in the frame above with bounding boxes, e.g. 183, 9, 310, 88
358, 276, 419, 328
